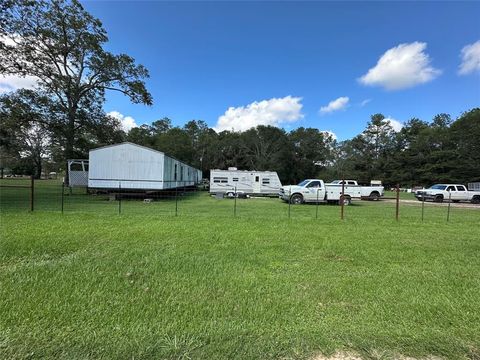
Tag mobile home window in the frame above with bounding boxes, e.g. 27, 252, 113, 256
262, 178, 270, 184
255, 176, 259, 182
180, 165, 184, 181
213, 177, 228, 183
174, 164, 177, 181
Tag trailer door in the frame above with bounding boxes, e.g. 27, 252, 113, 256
253, 174, 261, 193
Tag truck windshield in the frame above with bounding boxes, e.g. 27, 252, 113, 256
330, 180, 341, 184
297, 180, 310, 186
429, 185, 447, 190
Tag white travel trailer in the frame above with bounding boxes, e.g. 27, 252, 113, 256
88, 142, 202, 191
209, 168, 282, 196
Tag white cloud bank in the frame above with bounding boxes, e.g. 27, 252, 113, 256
359, 42, 441, 90
214, 96, 303, 132
385, 117, 403, 132
319, 96, 349, 114
459, 40, 480, 75
0, 75, 38, 94
107, 111, 138, 132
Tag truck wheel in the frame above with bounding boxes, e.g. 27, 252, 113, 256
342, 196, 352, 206
369, 192, 380, 201
471, 196, 480, 204
290, 194, 303, 204
434, 195, 443, 203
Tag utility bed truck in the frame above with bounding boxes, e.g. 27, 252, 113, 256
415, 184, 480, 204
279, 179, 362, 205
328, 180, 385, 200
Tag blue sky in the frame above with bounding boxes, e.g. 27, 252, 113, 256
62, 2, 480, 139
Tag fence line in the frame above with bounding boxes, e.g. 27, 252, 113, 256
1, 178, 478, 223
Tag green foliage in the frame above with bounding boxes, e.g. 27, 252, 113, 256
0, 0, 151, 161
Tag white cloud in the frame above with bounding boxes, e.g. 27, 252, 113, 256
385, 117, 403, 132
360, 99, 371, 107
107, 111, 138, 132
214, 96, 303, 132
321, 130, 337, 141
319, 96, 349, 114
459, 40, 480, 75
0, 75, 38, 94
359, 42, 441, 90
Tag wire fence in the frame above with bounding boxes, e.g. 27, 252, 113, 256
1, 177, 479, 223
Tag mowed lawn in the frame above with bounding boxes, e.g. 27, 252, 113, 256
1, 186, 480, 359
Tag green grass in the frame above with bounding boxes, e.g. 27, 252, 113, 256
1, 182, 480, 359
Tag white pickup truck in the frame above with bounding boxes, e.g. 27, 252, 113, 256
328, 180, 385, 200
415, 184, 480, 204
279, 179, 362, 205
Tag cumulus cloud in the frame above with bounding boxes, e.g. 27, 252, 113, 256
359, 42, 441, 90
107, 111, 138, 132
321, 130, 337, 141
214, 96, 303, 132
459, 40, 480, 75
0, 75, 38, 94
385, 117, 403, 132
319, 96, 349, 114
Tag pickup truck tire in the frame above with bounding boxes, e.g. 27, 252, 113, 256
342, 196, 352, 206
290, 194, 304, 204
369, 192, 380, 201
434, 195, 443, 203
471, 196, 480, 204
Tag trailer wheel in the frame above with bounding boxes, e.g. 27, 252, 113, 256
369, 192, 380, 201
471, 196, 480, 204
434, 195, 443, 203
290, 194, 303, 204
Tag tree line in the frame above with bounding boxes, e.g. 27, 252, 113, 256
1, 0, 479, 186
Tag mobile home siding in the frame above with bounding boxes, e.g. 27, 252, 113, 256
88, 142, 201, 190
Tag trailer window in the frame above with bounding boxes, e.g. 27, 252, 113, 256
262, 178, 270, 184
232, 177, 239, 182
213, 177, 228, 183
255, 176, 259, 182
180, 166, 184, 181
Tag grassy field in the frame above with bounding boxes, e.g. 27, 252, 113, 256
1, 181, 480, 359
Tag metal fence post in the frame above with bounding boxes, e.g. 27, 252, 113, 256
447, 191, 452, 222
421, 195, 425, 222
315, 188, 319, 219
234, 185, 237, 217
395, 184, 400, 221
118, 182, 122, 215
30, 175, 34, 212
61, 181, 65, 214
288, 194, 291, 219
340, 180, 345, 220
175, 183, 178, 216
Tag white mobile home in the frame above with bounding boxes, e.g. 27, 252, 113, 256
209, 169, 282, 196
88, 142, 202, 191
